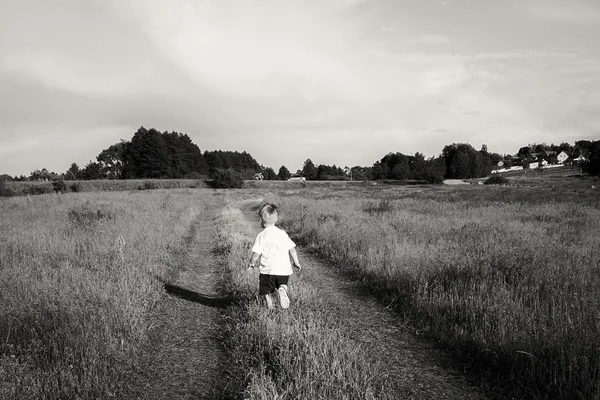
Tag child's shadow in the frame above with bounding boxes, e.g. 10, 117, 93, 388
163, 282, 232, 309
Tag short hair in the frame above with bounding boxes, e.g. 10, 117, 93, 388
258, 202, 278, 225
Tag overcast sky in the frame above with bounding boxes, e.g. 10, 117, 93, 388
1, 0, 599, 175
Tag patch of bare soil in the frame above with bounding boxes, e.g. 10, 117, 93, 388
240, 200, 490, 400
127, 200, 228, 400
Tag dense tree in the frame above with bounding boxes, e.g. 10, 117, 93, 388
582, 140, 600, 176
277, 165, 291, 180
262, 167, 277, 180
204, 150, 260, 179
302, 159, 318, 180
210, 168, 244, 188
0, 174, 12, 182
65, 163, 80, 180
390, 158, 410, 180
122, 127, 170, 178
97, 141, 128, 179
440, 143, 496, 179
163, 132, 208, 178
79, 161, 102, 180
517, 146, 532, 160
574, 140, 594, 158
316, 164, 345, 180
29, 168, 58, 181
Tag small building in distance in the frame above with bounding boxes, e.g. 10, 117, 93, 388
557, 151, 569, 164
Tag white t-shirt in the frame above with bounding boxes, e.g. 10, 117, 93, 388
251, 226, 296, 275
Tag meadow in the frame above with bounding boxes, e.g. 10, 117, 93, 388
216, 200, 399, 399
1, 179, 209, 197
0, 189, 208, 399
2, 177, 599, 399
265, 181, 600, 399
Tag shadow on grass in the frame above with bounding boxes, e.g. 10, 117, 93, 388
163, 282, 232, 309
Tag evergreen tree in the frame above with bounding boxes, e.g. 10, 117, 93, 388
277, 165, 291, 180
263, 167, 277, 180
302, 159, 318, 180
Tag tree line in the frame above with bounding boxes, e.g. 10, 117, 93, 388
2, 127, 599, 184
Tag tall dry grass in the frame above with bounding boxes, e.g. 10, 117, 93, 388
216, 201, 396, 400
0, 190, 204, 399
272, 193, 600, 399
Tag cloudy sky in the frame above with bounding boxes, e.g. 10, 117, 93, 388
1, 0, 599, 175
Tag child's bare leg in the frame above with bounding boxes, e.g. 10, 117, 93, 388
277, 285, 290, 309
264, 293, 274, 310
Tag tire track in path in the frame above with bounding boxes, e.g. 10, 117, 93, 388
240, 199, 490, 400
129, 197, 227, 400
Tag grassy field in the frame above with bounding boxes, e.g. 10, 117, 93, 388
2, 176, 599, 399
216, 199, 398, 399
0, 189, 207, 399
1, 179, 209, 197
264, 179, 600, 399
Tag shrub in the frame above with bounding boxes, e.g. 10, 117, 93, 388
53, 178, 67, 193
70, 182, 82, 192
484, 175, 509, 185
0, 180, 15, 197
210, 168, 244, 189
138, 181, 158, 190
362, 199, 394, 214
22, 184, 54, 196
68, 203, 115, 226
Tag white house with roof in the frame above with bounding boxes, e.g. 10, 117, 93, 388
557, 151, 569, 164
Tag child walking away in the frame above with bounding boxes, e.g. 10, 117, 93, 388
247, 203, 302, 309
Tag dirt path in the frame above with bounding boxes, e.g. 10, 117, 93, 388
129, 198, 227, 400
240, 199, 489, 400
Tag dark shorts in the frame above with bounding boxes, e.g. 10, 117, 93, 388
259, 274, 289, 295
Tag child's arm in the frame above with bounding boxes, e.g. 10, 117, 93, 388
289, 248, 301, 271
247, 251, 260, 271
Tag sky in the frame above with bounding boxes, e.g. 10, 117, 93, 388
1, 0, 599, 176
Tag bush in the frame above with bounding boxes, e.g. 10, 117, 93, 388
22, 184, 54, 196
53, 178, 67, 193
138, 181, 158, 190
68, 203, 115, 226
0, 180, 15, 197
484, 175, 509, 185
210, 168, 244, 189
70, 182, 82, 192
363, 199, 394, 214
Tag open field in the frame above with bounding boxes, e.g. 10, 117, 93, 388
264, 180, 600, 399
0, 189, 209, 399
1, 176, 599, 399
2, 179, 209, 196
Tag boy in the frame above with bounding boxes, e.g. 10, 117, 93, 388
247, 202, 301, 309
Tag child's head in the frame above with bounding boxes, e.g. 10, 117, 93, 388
258, 202, 278, 227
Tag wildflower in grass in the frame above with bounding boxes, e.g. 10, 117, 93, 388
247, 203, 302, 309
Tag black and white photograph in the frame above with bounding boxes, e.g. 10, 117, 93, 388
1, 1, 599, 399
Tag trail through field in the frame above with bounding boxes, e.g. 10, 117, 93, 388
240, 199, 489, 400
128, 199, 227, 400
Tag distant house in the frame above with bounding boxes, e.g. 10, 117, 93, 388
573, 155, 586, 163
557, 151, 569, 164
288, 177, 306, 182
528, 159, 548, 169
497, 161, 504, 167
